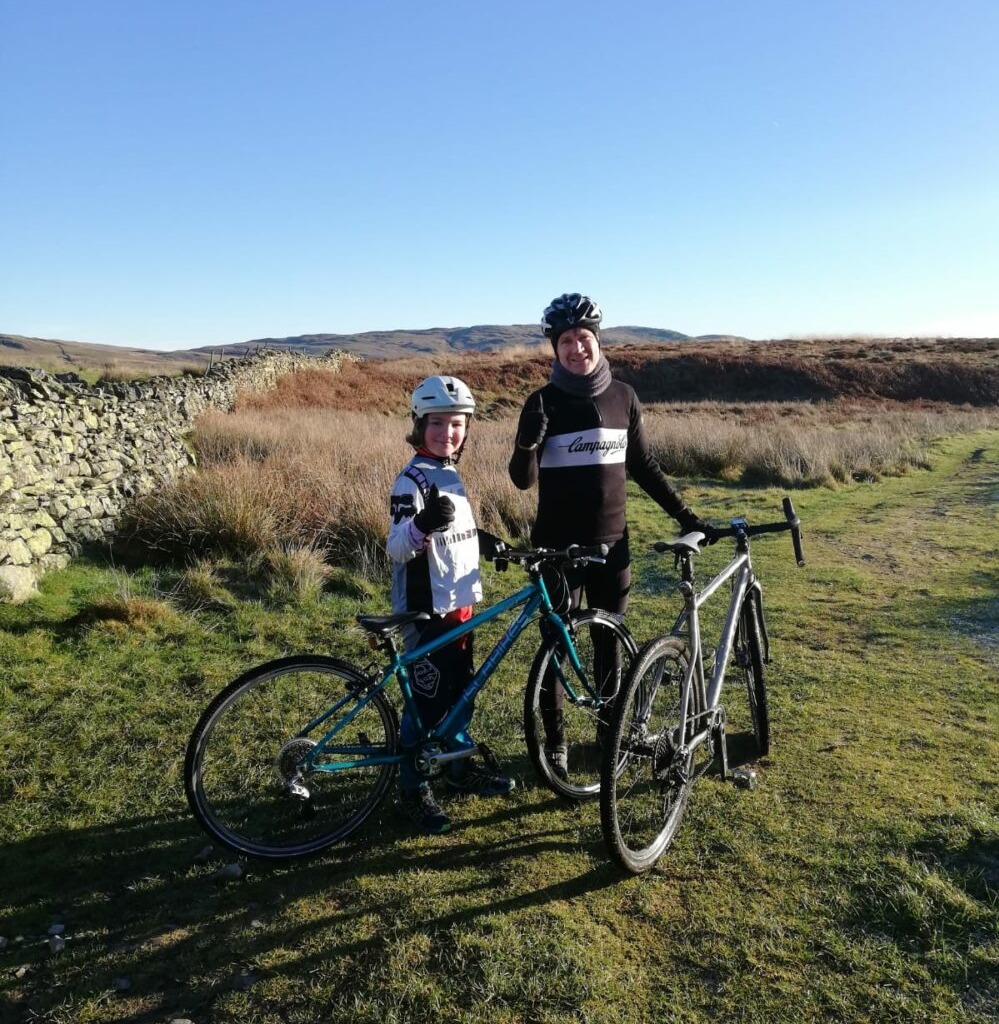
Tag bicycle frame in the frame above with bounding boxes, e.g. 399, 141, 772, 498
670, 520, 759, 775
299, 573, 595, 774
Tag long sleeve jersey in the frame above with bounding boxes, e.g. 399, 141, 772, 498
508, 379, 691, 547
386, 453, 483, 615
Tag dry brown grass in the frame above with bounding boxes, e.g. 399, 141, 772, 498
120, 345, 999, 576
124, 408, 536, 574
643, 401, 999, 486
121, 397, 998, 577
230, 337, 999, 416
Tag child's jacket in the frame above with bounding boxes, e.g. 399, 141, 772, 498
387, 453, 483, 615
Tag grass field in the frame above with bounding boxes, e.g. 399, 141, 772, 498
2, 432, 997, 1023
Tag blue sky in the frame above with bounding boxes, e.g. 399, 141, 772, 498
2, 0, 998, 350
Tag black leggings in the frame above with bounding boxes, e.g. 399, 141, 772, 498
541, 534, 631, 746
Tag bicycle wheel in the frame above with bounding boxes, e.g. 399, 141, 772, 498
185, 655, 399, 860
524, 609, 637, 800
738, 597, 770, 756
600, 635, 694, 874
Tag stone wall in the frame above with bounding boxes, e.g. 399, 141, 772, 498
0, 349, 349, 602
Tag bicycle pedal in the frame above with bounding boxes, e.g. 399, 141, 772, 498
732, 768, 757, 790
477, 742, 501, 773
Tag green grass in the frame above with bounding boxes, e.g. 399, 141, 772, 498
2, 433, 997, 1023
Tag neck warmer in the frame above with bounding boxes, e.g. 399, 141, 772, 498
549, 354, 613, 397
416, 445, 460, 466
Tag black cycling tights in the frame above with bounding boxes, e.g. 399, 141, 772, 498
541, 534, 631, 747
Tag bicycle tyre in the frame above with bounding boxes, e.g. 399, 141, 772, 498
524, 609, 637, 800
185, 655, 399, 860
738, 598, 770, 757
600, 635, 694, 874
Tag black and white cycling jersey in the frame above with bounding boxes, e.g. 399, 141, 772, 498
387, 454, 483, 615
510, 379, 690, 547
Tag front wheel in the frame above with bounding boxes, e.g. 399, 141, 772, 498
524, 609, 637, 800
185, 655, 399, 860
600, 635, 694, 874
738, 597, 770, 756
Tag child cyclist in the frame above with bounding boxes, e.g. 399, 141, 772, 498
386, 375, 513, 835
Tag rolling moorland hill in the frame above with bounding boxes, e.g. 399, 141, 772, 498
3, 329, 997, 409
234, 336, 999, 416
0, 325, 698, 375
222, 324, 700, 358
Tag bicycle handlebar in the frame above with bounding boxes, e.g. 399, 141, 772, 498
501, 542, 609, 569
782, 497, 806, 566
654, 498, 806, 567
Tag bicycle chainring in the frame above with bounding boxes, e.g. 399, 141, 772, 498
413, 742, 446, 778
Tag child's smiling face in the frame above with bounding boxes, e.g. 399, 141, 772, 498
423, 413, 468, 459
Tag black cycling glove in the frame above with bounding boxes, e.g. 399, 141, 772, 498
413, 484, 455, 534
677, 509, 719, 545
517, 408, 548, 450
478, 530, 509, 562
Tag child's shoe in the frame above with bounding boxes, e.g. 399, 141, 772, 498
445, 759, 515, 797
397, 785, 451, 835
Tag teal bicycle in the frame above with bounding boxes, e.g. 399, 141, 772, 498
185, 544, 637, 859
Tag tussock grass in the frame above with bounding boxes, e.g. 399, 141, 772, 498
252, 543, 333, 607
121, 396, 996, 579
173, 559, 237, 612
123, 410, 537, 573
70, 594, 181, 631
644, 401, 997, 486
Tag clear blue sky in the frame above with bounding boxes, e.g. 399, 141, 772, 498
2, 0, 998, 350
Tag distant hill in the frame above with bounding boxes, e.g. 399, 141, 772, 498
0, 333, 211, 377
202, 324, 708, 359
0, 324, 714, 373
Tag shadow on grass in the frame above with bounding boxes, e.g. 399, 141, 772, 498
1, 788, 621, 1023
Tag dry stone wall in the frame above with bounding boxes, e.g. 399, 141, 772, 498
0, 349, 348, 602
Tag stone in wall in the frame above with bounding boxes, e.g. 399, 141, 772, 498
0, 349, 351, 601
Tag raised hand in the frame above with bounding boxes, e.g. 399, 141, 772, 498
517, 395, 548, 451
413, 484, 455, 534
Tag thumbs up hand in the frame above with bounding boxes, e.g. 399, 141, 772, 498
413, 484, 456, 534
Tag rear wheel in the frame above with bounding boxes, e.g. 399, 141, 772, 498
185, 655, 398, 859
738, 598, 770, 756
524, 609, 637, 800
600, 636, 694, 874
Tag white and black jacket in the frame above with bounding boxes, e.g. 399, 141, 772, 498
387, 454, 483, 616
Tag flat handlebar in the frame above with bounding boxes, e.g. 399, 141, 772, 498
501, 543, 609, 568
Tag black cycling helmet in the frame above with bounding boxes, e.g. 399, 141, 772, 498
541, 293, 603, 347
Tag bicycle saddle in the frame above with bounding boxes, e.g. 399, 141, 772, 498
356, 611, 430, 635
653, 532, 705, 556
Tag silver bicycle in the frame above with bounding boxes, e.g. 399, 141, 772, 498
600, 498, 805, 874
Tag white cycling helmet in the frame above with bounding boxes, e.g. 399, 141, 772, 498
410, 375, 476, 417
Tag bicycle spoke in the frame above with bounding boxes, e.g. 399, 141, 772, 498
525, 610, 637, 800
185, 657, 398, 859
601, 636, 693, 874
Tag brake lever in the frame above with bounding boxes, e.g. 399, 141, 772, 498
565, 556, 606, 571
